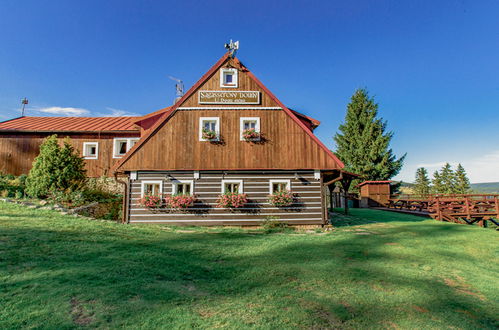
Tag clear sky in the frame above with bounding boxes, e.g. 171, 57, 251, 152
0, 0, 498, 183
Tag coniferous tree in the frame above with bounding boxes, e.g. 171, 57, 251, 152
439, 163, 455, 194
26, 135, 86, 198
413, 167, 431, 195
432, 170, 444, 194
454, 163, 471, 194
334, 89, 406, 187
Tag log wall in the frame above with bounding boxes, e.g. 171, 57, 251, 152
128, 170, 325, 226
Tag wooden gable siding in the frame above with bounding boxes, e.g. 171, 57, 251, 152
117, 109, 339, 171
0, 133, 139, 177
179, 62, 279, 108
128, 170, 324, 225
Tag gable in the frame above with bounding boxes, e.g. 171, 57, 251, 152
112, 54, 344, 172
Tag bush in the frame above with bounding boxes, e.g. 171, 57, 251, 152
25, 135, 86, 198
261, 216, 289, 233
0, 173, 27, 198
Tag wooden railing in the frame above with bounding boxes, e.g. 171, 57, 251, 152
388, 194, 499, 228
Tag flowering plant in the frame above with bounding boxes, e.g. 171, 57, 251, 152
268, 190, 294, 207
216, 192, 248, 209
165, 194, 196, 209
140, 194, 163, 208
202, 129, 217, 140
242, 128, 260, 141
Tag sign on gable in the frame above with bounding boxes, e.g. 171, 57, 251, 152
198, 91, 260, 104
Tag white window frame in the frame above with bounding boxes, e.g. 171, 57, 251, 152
221, 180, 244, 194
220, 68, 238, 88
172, 180, 194, 195
240, 117, 261, 141
199, 117, 220, 141
269, 179, 291, 194
113, 137, 140, 158
141, 180, 163, 197
82, 142, 99, 160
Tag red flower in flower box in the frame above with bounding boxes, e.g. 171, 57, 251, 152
216, 192, 248, 209
165, 194, 196, 210
268, 190, 294, 207
202, 129, 217, 140
242, 128, 260, 141
140, 194, 163, 208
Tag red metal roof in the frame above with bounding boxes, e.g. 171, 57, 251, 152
357, 180, 392, 187
0, 116, 140, 132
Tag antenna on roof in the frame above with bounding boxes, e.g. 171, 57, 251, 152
168, 76, 184, 104
20, 97, 28, 116
224, 39, 239, 57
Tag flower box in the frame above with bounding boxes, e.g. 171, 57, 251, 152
202, 129, 217, 140
268, 190, 294, 207
216, 192, 248, 209
165, 194, 196, 210
242, 128, 260, 141
140, 194, 163, 208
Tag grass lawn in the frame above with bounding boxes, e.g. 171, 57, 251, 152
0, 203, 497, 329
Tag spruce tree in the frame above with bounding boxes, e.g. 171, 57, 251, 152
26, 135, 86, 198
413, 167, 431, 195
334, 88, 406, 186
439, 163, 455, 194
454, 163, 471, 194
432, 170, 444, 194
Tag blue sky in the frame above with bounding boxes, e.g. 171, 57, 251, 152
0, 0, 498, 183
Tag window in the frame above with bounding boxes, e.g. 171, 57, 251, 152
141, 180, 163, 197
221, 180, 243, 194
240, 117, 261, 141
113, 138, 140, 158
83, 142, 99, 159
199, 117, 220, 141
172, 180, 194, 195
220, 68, 238, 88
269, 180, 291, 194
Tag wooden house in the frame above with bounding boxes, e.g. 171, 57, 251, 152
0, 116, 143, 177
112, 52, 355, 226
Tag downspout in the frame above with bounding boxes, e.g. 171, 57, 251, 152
114, 172, 129, 224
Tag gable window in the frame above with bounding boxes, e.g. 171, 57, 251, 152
113, 138, 139, 158
221, 180, 243, 194
172, 180, 194, 195
83, 142, 99, 159
199, 117, 220, 141
220, 68, 238, 88
240, 117, 261, 141
269, 180, 291, 194
141, 180, 163, 197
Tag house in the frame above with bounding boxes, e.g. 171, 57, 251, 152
0, 116, 143, 177
112, 52, 355, 226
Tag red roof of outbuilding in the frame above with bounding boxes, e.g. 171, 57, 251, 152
0, 116, 140, 132
356, 180, 392, 187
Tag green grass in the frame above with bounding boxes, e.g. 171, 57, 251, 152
0, 203, 497, 329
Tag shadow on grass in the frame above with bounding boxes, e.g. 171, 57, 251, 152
330, 208, 429, 227
0, 206, 497, 328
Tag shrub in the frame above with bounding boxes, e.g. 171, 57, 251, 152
261, 216, 289, 232
25, 135, 86, 198
0, 173, 28, 198
268, 190, 294, 207
166, 194, 196, 210
140, 194, 162, 208
216, 192, 248, 209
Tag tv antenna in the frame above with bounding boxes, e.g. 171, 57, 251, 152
168, 76, 184, 103
21, 97, 28, 116
224, 39, 239, 57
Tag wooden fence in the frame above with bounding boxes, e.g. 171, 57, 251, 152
388, 194, 499, 228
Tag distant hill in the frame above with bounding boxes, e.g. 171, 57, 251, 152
399, 181, 499, 194
471, 182, 499, 194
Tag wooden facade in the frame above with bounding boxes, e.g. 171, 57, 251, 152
114, 52, 349, 226
0, 132, 140, 177
358, 181, 392, 207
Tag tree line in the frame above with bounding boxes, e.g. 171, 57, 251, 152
413, 163, 471, 195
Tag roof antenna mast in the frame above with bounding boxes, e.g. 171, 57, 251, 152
168, 76, 184, 104
21, 97, 28, 116
224, 39, 239, 58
